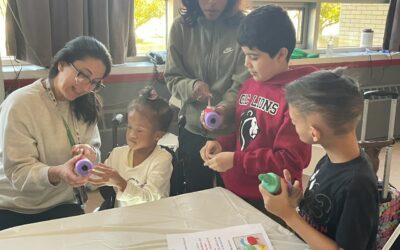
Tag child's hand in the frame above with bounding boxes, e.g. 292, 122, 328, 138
89, 163, 127, 191
71, 144, 96, 162
200, 105, 226, 131
203, 152, 234, 172
287, 179, 303, 208
283, 169, 304, 207
200, 140, 222, 161
259, 178, 298, 222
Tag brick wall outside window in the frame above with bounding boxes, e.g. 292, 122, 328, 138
338, 3, 389, 47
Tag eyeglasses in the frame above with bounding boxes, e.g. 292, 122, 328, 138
69, 63, 105, 93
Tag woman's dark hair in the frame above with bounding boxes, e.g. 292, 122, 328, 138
48, 36, 112, 125
285, 68, 363, 135
127, 86, 173, 132
179, 0, 242, 26
238, 5, 295, 61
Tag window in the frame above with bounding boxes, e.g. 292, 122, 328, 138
0, 0, 7, 58
134, 0, 167, 55
248, 0, 389, 51
287, 7, 306, 46
317, 2, 389, 49
0, 0, 169, 61
249, 1, 309, 48
0, 0, 392, 64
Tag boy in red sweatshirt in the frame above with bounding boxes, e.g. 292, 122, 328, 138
200, 5, 317, 217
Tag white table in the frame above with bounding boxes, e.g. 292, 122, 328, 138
0, 187, 309, 249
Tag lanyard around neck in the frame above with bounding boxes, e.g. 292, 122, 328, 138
62, 118, 76, 147
42, 78, 79, 147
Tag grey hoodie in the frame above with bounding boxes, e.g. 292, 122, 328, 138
165, 14, 249, 138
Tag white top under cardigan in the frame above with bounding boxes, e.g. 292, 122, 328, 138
0, 79, 101, 213
105, 145, 173, 207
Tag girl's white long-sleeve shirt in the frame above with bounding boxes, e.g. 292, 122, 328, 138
105, 145, 173, 207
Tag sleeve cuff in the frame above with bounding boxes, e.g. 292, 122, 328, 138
43, 166, 60, 187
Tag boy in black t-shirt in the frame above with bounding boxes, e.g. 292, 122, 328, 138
259, 69, 379, 249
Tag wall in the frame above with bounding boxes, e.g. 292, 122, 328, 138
345, 66, 400, 140
100, 59, 400, 161
3, 55, 400, 161
292, 54, 400, 141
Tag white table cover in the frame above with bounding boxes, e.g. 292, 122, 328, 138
0, 187, 309, 249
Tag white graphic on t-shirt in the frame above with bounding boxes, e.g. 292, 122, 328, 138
309, 169, 320, 190
302, 168, 333, 227
239, 109, 260, 151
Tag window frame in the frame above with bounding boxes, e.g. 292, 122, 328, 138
250, 1, 310, 48
257, 0, 388, 3
250, 0, 389, 52
0, 0, 391, 65
313, 0, 389, 52
133, 0, 169, 57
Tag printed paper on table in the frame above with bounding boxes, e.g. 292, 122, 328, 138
167, 223, 274, 250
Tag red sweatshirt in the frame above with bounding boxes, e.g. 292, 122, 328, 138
218, 66, 318, 200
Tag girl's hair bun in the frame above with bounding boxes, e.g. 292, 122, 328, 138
139, 86, 159, 100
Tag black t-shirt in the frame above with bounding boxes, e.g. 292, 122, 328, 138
299, 152, 379, 250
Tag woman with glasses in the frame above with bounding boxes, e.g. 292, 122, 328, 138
0, 36, 112, 230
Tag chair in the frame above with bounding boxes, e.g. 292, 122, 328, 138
359, 91, 400, 249
382, 223, 400, 250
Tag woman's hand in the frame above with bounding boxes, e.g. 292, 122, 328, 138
88, 163, 127, 191
48, 154, 89, 187
72, 144, 97, 162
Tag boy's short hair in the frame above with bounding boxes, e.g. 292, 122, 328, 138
285, 68, 363, 135
238, 5, 296, 61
